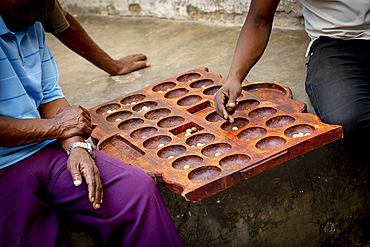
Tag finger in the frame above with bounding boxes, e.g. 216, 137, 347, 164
227, 88, 239, 108
67, 159, 83, 187
93, 170, 103, 209
132, 53, 147, 61
132, 61, 150, 71
79, 163, 96, 204
81, 109, 92, 121
215, 91, 229, 121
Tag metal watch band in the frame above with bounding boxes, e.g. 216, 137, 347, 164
67, 142, 95, 159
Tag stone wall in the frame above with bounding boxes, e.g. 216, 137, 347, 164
59, 0, 305, 29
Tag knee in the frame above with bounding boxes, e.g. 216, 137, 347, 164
324, 110, 370, 143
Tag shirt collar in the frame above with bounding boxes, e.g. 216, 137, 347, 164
0, 15, 11, 36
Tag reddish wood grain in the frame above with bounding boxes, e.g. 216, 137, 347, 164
88, 67, 343, 201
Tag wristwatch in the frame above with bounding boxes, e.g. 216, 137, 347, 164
67, 142, 95, 159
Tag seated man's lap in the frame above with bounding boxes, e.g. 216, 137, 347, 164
305, 37, 370, 144
0, 141, 156, 245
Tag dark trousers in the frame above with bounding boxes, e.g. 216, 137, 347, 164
305, 36, 370, 149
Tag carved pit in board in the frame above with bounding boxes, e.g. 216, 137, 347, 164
186, 133, 215, 147
121, 94, 146, 105
144, 108, 171, 120
169, 122, 204, 138
219, 154, 251, 169
98, 134, 145, 161
172, 155, 203, 170
143, 135, 172, 149
243, 82, 289, 101
158, 116, 185, 128
285, 124, 315, 138
249, 107, 277, 119
236, 99, 260, 111
237, 127, 267, 141
118, 118, 144, 131
96, 103, 120, 116
256, 136, 287, 151
152, 82, 176, 92
133, 101, 158, 112
266, 115, 295, 128
164, 88, 189, 99
130, 126, 158, 140
221, 118, 249, 131
177, 95, 202, 106
201, 143, 232, 157
188, 166, 222, 182
157, 145, 187, 159
206, 112, 225, 122
203, 86, 221, 96
190, 79, 214, 89
177, 73, 201, 82
106, 110, 132, 122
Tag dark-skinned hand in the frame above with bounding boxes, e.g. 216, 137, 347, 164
214, 79, 242, 123
51, 105, 92, 140
112, 54, 151, 75
67, 147, 103, 210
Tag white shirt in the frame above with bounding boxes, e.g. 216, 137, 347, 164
299, 0, 370, 55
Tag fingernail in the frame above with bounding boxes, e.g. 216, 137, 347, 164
74, 180, 81, 186
96, 204, 100, 209
146, 62, 151, 67
224, 115, 227, 119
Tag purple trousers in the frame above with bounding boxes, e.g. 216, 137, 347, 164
0, 141, 183, 247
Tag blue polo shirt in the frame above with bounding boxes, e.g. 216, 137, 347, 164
0, 16, 64, 170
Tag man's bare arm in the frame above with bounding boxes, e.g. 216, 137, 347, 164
0, 98, 91, 147
214, 0, 281, 121
53, 13, 150, 75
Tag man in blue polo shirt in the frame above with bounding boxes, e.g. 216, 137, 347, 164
0, 0, 183, 246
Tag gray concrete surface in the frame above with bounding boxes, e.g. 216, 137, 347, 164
48, 16, 370, 246
60, 0, 304, 28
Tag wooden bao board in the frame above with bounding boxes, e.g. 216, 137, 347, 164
89, 67, 343, 201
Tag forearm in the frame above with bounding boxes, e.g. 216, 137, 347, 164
54, 13, 118, 74
227, 0, 280, 83
0, 116, 59, 147
0, 98, 69, 147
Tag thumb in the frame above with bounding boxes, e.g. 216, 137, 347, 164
227, 91, 238, 108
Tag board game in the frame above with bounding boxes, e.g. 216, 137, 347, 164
88, 67, 343, 201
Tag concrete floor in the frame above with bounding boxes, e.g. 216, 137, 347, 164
48, 16, 370, 247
